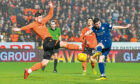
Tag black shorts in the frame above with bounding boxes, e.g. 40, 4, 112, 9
43, 37, 60, 60
53, 49, 59, 54
83, 47, 95, 56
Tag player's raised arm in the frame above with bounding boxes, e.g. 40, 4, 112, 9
12, 28, 21, 32
113, 24, 131, 29
43, 2, 54, 23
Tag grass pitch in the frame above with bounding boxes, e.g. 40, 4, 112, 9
0, 62, 140, 84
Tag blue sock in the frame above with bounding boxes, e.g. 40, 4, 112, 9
98, 62, 105, 76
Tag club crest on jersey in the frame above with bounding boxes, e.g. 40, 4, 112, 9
39, 26, 43, 28
102, 27, 105, 30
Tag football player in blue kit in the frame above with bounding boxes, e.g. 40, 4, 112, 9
85, 18, 131, 80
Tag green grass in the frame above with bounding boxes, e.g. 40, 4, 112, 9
0, 62, 140, 84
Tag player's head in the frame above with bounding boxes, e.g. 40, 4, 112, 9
93, 18, 101, 29
50, 20, 56, 30
35, 12, 43, 23
87, 17, 93, 26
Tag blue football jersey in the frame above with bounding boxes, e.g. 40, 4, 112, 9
92, 23, 113, 43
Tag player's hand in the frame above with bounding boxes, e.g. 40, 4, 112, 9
85, 30, 92, 36
126, 24, 131, 28
12, 28, 21, 31
48, 1, 53, 7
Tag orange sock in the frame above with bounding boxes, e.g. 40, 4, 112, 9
66, 44, 80, 50
82, 61, 87, 71
31, 62, 43, 71
91, 61, 95, 69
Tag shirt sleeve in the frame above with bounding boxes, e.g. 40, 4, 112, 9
106, 23, 113, 30
42, 7, 53, 24
20, 22, 34, 30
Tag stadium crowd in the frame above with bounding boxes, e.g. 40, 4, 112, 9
0, 0, 139, 43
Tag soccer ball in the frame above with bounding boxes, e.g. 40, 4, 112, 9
77, 53, 87, 62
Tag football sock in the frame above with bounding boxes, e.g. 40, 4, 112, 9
82, 61, 87, 71
28, 69, 32, 74
98, 62, 105, 76
66, 44, 80, 50
91, 61, 95, 69
30, 62, 43, 72
54, 59, 58, 71
81, 43, 85, 51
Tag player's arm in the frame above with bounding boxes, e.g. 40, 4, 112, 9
80, 35, 84, 42
84, 29, 93, 36
113, 24, 131, 29
80, 29, 85, 42
59, 36, 62, 41
43, 2, 53, 23
12, 23, 34, 31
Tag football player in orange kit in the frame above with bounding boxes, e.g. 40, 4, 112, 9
80, 17, 97, 75
13, 2, 82, 79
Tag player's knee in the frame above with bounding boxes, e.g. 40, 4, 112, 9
98, 56, 105, 63
41, 59, 49, 66
96, 46, 102, 52
54, 53, 58, 59
90, 56, 95, 62
59, 41, 63, 47
97, 43, 104, 49
60, 41, 67, 47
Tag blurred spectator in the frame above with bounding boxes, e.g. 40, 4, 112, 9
0, 32, 4, 42
62, 32, 69, 41
10, 34, 19, 42
130, 35, 138, 42
112, 10, 119, 23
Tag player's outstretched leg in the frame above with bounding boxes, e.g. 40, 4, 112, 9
90, 57, 97, 75
24, 59, 49, 79
41, 58, 58, 72
60, 41, 83, 50
96, 55, 107, 80
82, 61, 87, 75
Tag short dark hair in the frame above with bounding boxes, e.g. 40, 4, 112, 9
87, 17, 93, 22
35, 12, 42, 17
93, 18, 100, 24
